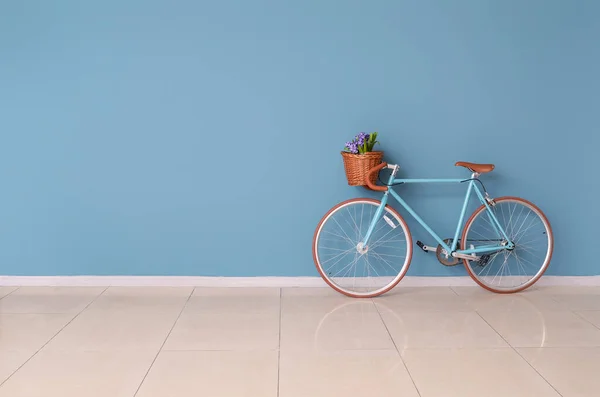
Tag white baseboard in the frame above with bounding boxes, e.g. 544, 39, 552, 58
1, 275, 600, 287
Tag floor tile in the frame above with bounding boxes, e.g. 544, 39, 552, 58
451, 285, 599, 296
378, 308, 508, 350
163, 310, 279, 351
0, 287, 104, 314
279, 349, 420, 397
281, 299, 394, 351
86, 287, 192, 313
164, 288, 280, 350
0, 314, 74, 351
402, 348, 560, 397
281, 287, 346, 298
479, 310, 600, 347
102, 286, 193, 297
575, 310, 600, 328
550, 293, 600, 311
192, 287, 280, 297
453, 287, 569, 312
0, 287, 17, 300
280, 290, 351, 316
44, 309, 178, 351
518, 347, 600, 397
0, 349, 156, 397
0, 351, 33, 384
185, 287, 280, 314
376, 287, 471, 311
528, 286, 600, 295
136, 350, 278, 397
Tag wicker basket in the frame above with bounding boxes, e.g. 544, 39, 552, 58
341, 151, 384, 186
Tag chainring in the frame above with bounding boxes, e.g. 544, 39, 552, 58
436, 238, 460, 266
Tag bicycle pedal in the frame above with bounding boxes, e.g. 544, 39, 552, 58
416, 241, 428, 253
477, 254, 491, 267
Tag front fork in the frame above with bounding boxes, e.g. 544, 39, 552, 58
361, 165, 398, 248
360, 191, 390, 249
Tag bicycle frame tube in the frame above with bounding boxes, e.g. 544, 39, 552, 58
361, 191, 390, 245
387, 182, 472, 253
361, 175, 511, 255
472, 184, 512, 243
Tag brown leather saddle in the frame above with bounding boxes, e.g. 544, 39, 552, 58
455, 161, 494, 173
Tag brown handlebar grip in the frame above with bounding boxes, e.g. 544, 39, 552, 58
365, 162, 388, 192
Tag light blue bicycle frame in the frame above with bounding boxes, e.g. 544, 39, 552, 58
361, 167, 513, 256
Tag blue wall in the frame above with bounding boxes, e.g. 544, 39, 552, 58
1, 0, 598, 277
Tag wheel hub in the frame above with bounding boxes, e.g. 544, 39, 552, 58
356, 242, 369, 254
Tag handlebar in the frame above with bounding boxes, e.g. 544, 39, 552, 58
365, 162, 389, 192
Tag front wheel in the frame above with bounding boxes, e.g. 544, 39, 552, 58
312, 198, 413, 298
461, 196, 554, 293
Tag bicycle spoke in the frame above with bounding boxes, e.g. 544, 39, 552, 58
331, 255, 361, 277
315, 200, 411, 296
463, 198, 551, 292
370, 251, 401, 273
323, 248, 357, 271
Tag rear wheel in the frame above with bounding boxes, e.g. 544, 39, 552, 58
461, 197, 553, 293
312, 198, 412, 298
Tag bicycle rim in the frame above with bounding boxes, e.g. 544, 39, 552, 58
312, 198, 412, 298
461, 197, 553, 293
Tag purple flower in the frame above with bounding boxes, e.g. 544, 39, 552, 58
345, 141, 359, 154
344, 132, 375, 154
356, 132, 370, 146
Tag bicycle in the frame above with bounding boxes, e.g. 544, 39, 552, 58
312, 161, 554, 298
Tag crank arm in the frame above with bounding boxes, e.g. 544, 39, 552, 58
451, 252, 481, 261
416, 241, 437, 253
421, 245, 437, 252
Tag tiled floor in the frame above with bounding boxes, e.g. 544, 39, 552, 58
1, 286, 600, 396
